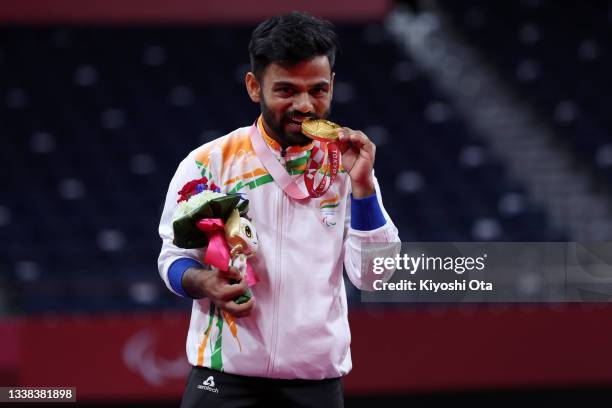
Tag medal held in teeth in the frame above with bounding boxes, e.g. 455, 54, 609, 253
301, 119, 341, 198
301, 118, 341, 142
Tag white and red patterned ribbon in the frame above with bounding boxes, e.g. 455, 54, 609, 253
249, 123, 339, 199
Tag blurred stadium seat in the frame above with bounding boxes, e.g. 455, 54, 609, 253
438, 0, 612, 189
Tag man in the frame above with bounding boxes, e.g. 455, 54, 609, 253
158, 12, 400, 407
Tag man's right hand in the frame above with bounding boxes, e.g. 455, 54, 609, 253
182, 266, 255, 318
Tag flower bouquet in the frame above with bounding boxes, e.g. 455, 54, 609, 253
172, 177, 258, 304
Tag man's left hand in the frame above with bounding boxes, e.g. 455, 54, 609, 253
337, 128, 376, 198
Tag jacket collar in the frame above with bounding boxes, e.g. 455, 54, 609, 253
256, 116, 314, 158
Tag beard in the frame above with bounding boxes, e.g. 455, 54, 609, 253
260, 97, 331, 147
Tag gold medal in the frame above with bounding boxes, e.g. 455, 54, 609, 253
301, 119, 341, 142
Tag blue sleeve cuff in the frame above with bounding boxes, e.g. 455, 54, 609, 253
168, 258, 203, 298
350, 192, 386, 231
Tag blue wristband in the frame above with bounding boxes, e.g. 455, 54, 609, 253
168, 258, 204, 297
350, 193, 386, 231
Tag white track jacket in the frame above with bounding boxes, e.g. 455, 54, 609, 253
158, 117, 400, 380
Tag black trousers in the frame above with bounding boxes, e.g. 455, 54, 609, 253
180, 366, 344, 408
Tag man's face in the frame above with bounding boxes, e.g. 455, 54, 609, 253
247, 55, 334, 146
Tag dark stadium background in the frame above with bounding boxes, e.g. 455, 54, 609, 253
1, 0, 612, 405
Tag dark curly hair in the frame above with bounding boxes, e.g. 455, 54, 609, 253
248, 11, 340, 81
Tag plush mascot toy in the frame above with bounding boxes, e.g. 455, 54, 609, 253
195, 209, 258, 304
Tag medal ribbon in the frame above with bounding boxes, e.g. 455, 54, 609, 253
304, 142, 340, 198
249, 123, 340, 199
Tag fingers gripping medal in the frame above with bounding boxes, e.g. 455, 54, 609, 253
301, 119, 341, 198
